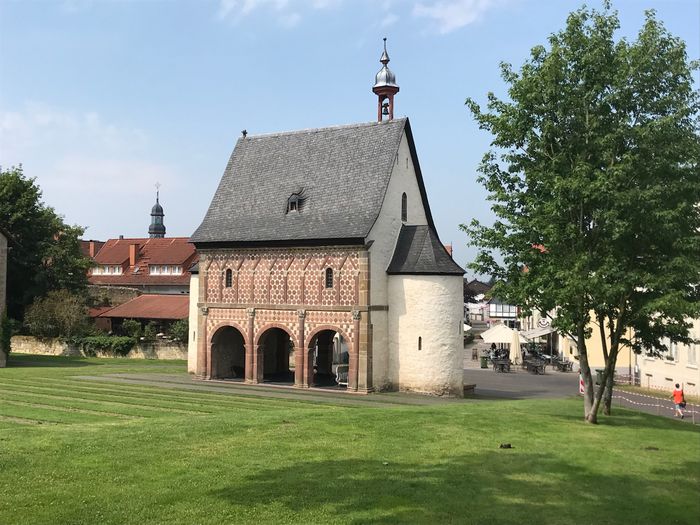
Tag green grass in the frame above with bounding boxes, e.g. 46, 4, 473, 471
0, 354, 698, 525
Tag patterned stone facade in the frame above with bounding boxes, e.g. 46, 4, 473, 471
195, 246, 372, 391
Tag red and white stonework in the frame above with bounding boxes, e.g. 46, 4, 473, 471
189, 48, 465, 396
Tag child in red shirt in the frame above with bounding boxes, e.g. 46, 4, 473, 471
672, 384, 685, 419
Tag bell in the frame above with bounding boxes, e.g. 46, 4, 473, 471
382, 102, 389, 116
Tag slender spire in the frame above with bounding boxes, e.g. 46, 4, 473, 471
380, 37, 390, 65
149, 182, 166, 238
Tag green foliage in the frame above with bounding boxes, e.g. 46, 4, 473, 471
0, 311, 12, 355
121, 319, 142, 339
23, 290, 90, 338
463, 4, 700, 421
74, 336, 136, 357
169, 319, 188, 342
0, 165, 92, 319
143, 321, 157, 342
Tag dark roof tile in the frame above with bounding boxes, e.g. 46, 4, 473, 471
387, 225, 465, 275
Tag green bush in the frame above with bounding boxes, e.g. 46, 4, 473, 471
0, 312, 13, 355
169, 319, 188, 342
121, 319, 142, 339
24, 290, 89, 338
78, 336, 136, 357
143, 321, 157, 342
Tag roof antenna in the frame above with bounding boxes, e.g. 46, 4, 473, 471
241, 129, 248, 138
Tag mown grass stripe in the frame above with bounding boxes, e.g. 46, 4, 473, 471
2, 399, 138, 420
0, 403, 115, 425
0, 384, 211, 416
0, 377, 289, 411
0, 389, 161, 420
0, 414, 57, 426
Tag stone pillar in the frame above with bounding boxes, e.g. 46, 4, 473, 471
245, 308, 255, 383
349, 310, 361, 392
255, 345, 264, 383
295, 309, 305, 388
196, 306, 208, 379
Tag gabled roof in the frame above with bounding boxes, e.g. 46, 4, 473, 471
88, 237, 198, 287
191, 118, 436, 245
94, 295, 188, 320
387, 225, 464, 275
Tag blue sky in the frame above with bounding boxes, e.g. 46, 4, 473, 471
1, 0, 698, 276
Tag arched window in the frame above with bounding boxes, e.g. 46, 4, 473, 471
225, 269, 232, 288
401, 192, 407, 222
418, 336, 422, 351
325, 268, 334, 289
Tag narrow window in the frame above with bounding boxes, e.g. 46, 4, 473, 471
325, 268, 333, 289
418, 337, 422, 351
401, 192, 407, 222
225, 268, 232, 288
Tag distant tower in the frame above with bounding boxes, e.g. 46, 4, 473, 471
149, 184, 166, 238
372, 37, 399, 122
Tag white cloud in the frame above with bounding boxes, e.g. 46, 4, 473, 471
218, 0, 336, 25
0, 103, 183, 234
381, 12, 399, 27
413, 0, 505, 34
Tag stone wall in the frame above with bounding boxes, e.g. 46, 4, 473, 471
10, 335, 187, 360
88, 285, 140, 306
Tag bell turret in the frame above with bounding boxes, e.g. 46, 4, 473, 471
149, 186, 166, 238
372, 38, 399, 122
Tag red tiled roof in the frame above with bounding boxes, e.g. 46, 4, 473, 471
88, 237, 198, 286
95, 295, 189, 320
80, 239, 105, 258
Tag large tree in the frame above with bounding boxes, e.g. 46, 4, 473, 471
0, 166, 92, 320
463, 4, 700, 423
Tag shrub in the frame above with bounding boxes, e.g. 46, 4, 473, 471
169, 319, 188, 342
24, 290, 89, 338
121, 319, 142, 339
78, 336, 136, 357
143, 321, 157, 342
0, 312, 12, 355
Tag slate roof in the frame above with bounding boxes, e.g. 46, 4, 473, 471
191, 118, 435, 245
387, 225, 465, 275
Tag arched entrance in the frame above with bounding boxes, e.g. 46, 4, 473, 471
258, 327, 295, 383
307, 329, 349, 388
210, 326, 246, 380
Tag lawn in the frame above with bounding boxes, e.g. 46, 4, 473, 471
0, 355, 698, 525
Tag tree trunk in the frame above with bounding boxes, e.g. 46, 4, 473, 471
603, 370, 614, 415
577, 327, 596, 423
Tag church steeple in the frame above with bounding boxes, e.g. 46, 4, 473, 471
372, 37, 399, 122
149, 184, 166, 238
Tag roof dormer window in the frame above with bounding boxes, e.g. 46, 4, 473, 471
286, 190, 306, 214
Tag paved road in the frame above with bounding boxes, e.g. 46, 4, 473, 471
464, 366, 579, 400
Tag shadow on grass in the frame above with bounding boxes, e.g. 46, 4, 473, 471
210, 452, 699, 524
5, 354, 101, 368
553, 408, 700, 433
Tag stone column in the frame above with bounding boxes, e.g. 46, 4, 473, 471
245, 308, 255, 383
349, 310, 361, 392
295, 309, 306, 388
196, 306, 208, 379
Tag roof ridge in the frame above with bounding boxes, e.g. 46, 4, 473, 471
242, 118, 407, 141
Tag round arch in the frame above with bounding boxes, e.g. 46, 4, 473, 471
254, 323, 299, 349
209, 321, 249, 348
209, 325, 246, 380
306, 326, 352, 388
305, 325, 352, 348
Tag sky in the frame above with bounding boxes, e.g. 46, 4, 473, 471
1, 0, 698, 277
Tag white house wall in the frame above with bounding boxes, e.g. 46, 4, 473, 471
365, 130, 429, 389
187, 273, 199, 373
388, 274, 464, 396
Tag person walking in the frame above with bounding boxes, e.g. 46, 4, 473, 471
672, 383, 686, 419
